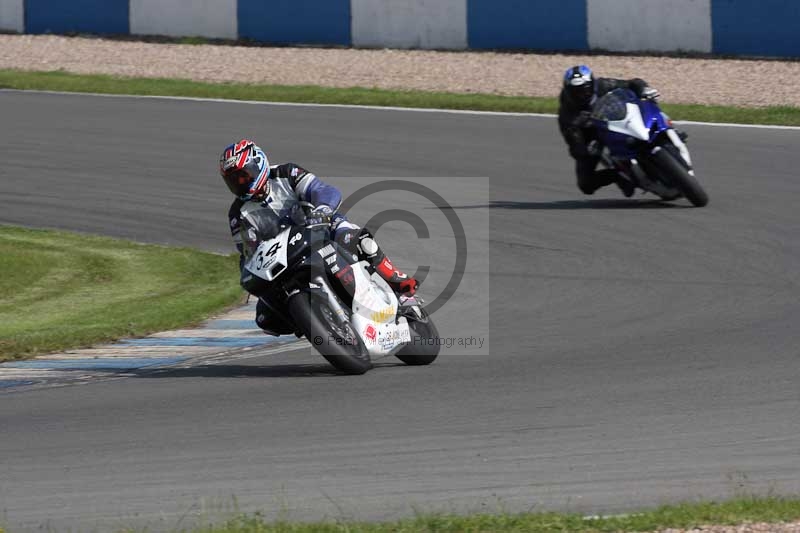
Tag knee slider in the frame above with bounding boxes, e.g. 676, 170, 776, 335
357, 230, 381, 258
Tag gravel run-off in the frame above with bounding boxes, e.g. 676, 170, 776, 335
2, 34, 799, 108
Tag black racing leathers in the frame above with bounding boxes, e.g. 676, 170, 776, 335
558, 77, 649, 194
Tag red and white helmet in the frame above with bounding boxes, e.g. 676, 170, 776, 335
219, 139, 270, 201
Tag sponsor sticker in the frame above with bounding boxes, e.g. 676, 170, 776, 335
378, 326, 411, 350
318, 244, 335, 257
364, 324, 377, 343
370, 306, 394, 323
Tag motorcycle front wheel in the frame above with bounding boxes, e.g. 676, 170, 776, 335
288, 291, 372, 375
652, 149, 709, 207
395, 306, 440, 366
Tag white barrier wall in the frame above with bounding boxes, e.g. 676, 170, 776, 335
15, 0, 800, 59
0, 0, 23, 32
588, 0, 712, 53
352, 0, 467, 49
130, 0, 237, 39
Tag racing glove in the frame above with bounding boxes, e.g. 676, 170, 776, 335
573, 110, 594, 128
306, 205, 333, 227
642, 87, 661, 101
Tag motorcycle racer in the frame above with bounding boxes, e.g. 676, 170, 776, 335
220, 139, 418, 335
558, 65, 661, 197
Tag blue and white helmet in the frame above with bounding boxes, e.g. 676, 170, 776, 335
563, 65, 595, 106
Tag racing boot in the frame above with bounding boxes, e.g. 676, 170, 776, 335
358, 232, 418, 295
615, 176, 636, 198
375, 256, 418, 295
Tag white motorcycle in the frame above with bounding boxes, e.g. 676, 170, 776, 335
239, 201, 440, 375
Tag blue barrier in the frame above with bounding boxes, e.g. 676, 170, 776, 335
712, 0, 800, 57
238, 0, 350, 46
467, 0, 588, 51
24, 0, 129, 35
13, 0, 800, 58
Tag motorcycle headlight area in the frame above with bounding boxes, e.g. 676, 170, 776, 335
243, 227, 260, 256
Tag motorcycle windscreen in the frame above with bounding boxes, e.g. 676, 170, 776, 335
591, 88, 637, 122
240, 202, 298, 258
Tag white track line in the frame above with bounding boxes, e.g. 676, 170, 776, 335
671, 119, 800, 130
4, 88, 799, 130
0, 88, 545, 117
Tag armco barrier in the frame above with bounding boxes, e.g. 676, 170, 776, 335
468, 0, 587, 51
24, 0, 128, 35
711, 0, 800, 57
588, 0, 712, 53
130, 0, 237, 40
352, 0, 466, 50
0, 0, 23, 32
1, 0, 798, 59
238, 0, 351, 46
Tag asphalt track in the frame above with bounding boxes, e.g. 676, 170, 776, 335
1, 91, 799, 532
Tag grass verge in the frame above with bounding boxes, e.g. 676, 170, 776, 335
0, 225, 243, 362
1, 69, 800, 126
165, 497, 800, 532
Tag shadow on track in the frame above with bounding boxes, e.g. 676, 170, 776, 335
439, 199, 684, 210
133, 362, 405, 379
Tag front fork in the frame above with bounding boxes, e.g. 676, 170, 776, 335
601, 152, 645, 187
313, 277, 352, 331
602, 128, 692, 187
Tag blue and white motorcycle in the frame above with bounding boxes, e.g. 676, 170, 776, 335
591, 88, 709, 207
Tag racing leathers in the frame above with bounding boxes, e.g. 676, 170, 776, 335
227, 163, 417, 335
558, 77, 651, 195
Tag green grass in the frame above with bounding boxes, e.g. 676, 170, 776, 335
0, 225, 243, 361
1, 68, 799, 126
129, 497, 800, 532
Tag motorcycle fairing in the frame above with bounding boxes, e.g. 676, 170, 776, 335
595, 89, 671, 158
349, 264, 411, 357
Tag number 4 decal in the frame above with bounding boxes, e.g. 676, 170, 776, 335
256, 242, 280, 270
265, 242, 281, 257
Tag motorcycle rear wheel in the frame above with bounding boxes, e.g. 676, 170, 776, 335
288, 291, 372, 375
653, 149, 709, 207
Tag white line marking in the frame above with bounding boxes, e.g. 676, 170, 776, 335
583, 513, 639, 520
672, 119, 800, 130
4, 88, 798, 129
0, 88, 544, 117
